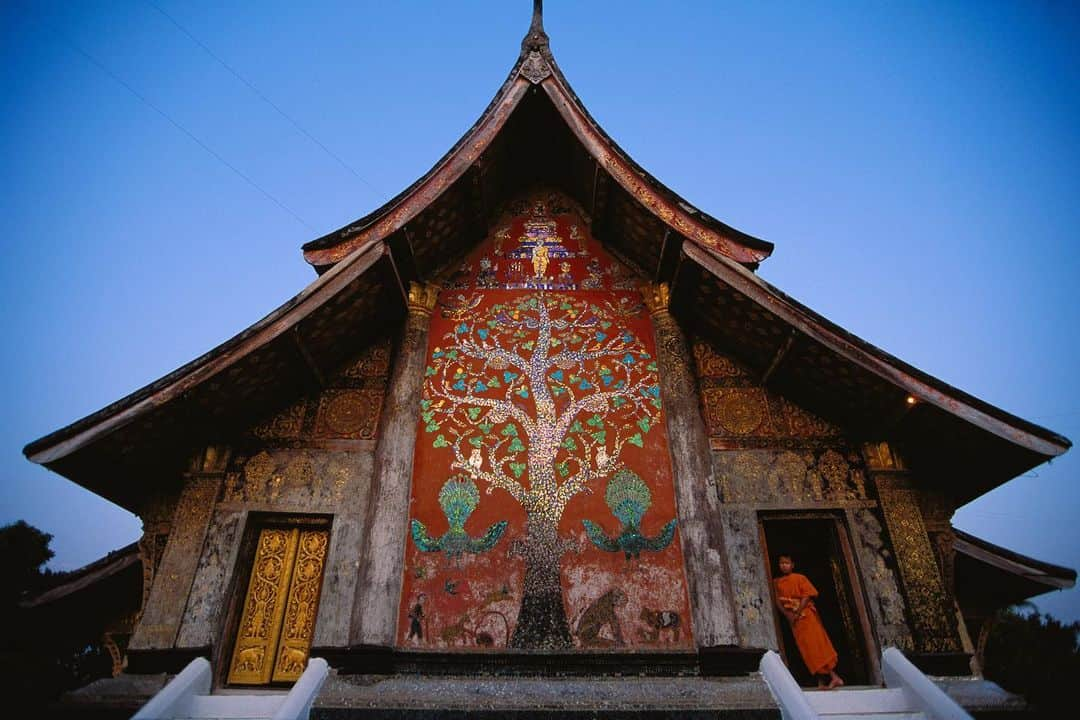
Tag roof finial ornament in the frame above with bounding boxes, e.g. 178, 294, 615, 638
518, 0, 553, 84
521, 0, 549, 52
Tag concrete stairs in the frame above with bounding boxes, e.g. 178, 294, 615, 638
760, 648, 973, 720
804, 687, 925, 719
131, 657, 328, 720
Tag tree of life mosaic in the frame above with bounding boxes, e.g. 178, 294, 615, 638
398, 191, 694, 651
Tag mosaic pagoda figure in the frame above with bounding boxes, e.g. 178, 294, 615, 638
24, 2, 1073, 716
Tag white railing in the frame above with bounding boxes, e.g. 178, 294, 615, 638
273, 657, 329, 720
131, 656, 329, 720
882, 646, 972, 720
759, 650, 817, 720
131, 656, 211, 720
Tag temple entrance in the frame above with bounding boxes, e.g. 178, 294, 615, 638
225, 521, 329, 686
759, 513, 877, 686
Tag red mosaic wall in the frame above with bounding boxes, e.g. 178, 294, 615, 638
397, 191, 694, 652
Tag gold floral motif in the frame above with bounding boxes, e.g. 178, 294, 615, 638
272, 529, 328, 682
407, 282, 440, 317
878, 489, 960, 652
721, 452, 769, 503
817, 449, 850, 496
244, 452, 276, 493
341, 339, 391, 379
250, 401, 306, 440
780, 398, 838, 437
314, 389, 382, 439
711, 388, 767, 436
640, 282, 671, 316
769, 451, 808, 496
227, 528, 298, 685
692, 342, 743, 379
283, 454, 315, 490
863, 441, 905, 470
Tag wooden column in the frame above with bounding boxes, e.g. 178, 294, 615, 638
129, 446, 227, 653
350, 282, 439, 646
870, 461, 964, 663
643, 283, 738, 648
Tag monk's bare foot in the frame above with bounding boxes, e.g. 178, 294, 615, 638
827, 674, 845, 690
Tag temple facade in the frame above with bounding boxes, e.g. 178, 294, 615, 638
25, 3, 1073, 715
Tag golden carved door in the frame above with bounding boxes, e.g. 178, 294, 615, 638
227, 526, 329, 685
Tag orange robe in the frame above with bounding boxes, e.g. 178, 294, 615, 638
774, 572, 838, 675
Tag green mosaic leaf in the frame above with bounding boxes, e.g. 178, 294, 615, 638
586, 414, 604, 428
637, 417, 652, 433
501, 423, 518, 437
509, 462, 526, 478
569, 420, 584, 434
433, 434, 449, 448
627, 433, 644, 448
479, 422, 493, 435
562, 436, 578, 451
421, 410, 435, 423
590, 430, 606, 444
600, 321, 612, 329
467, 407, 482, 421
469, 436, 483, 448
424, 421, 439, 433
612, 396, 627, 408
651, 398, 662, 410
425, 366, 437, 377
556, 461, 570, 478
420, 399, 432, 411
552, 385, 566, 396
446, 350, 459, 360
487, 377, 501, 388
647, 361, 659, 372
508, 437, 526, 453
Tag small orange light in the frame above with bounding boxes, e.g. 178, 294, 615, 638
906, 395, 917, 405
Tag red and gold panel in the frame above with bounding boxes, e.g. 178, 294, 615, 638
397, 191, 694, 652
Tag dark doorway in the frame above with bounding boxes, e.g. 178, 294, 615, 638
759, 514, 877, 686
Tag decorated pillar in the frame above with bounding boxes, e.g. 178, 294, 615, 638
865, 443, 962, 658
350, 282, 439, 646
129, 446, 227, 653
643, 283, 738, 647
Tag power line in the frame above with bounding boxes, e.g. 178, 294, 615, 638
148, 0, 383, 198
61, 37, 315, 232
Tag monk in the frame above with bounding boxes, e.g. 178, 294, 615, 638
773, 554, 844, 689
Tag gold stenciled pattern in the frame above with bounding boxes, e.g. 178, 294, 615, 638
272, 530, 328, 682
877, 486, 960, 653
226, 451, 353, 505
693, 340, 840, 441
244, 338, 391, 442
716, 448, 868, 504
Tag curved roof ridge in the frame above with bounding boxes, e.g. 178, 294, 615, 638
302, 4, 774, 269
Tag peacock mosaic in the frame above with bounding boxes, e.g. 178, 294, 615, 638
397, 191, 694, 651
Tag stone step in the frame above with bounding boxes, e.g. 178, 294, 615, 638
178, 693, 285, 719
806, 687, 914, 714
820, 715, 924, 720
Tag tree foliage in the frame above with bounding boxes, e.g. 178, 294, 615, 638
983, 606, 1080, 716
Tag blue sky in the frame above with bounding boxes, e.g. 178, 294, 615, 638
2, 1, 1078, 622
